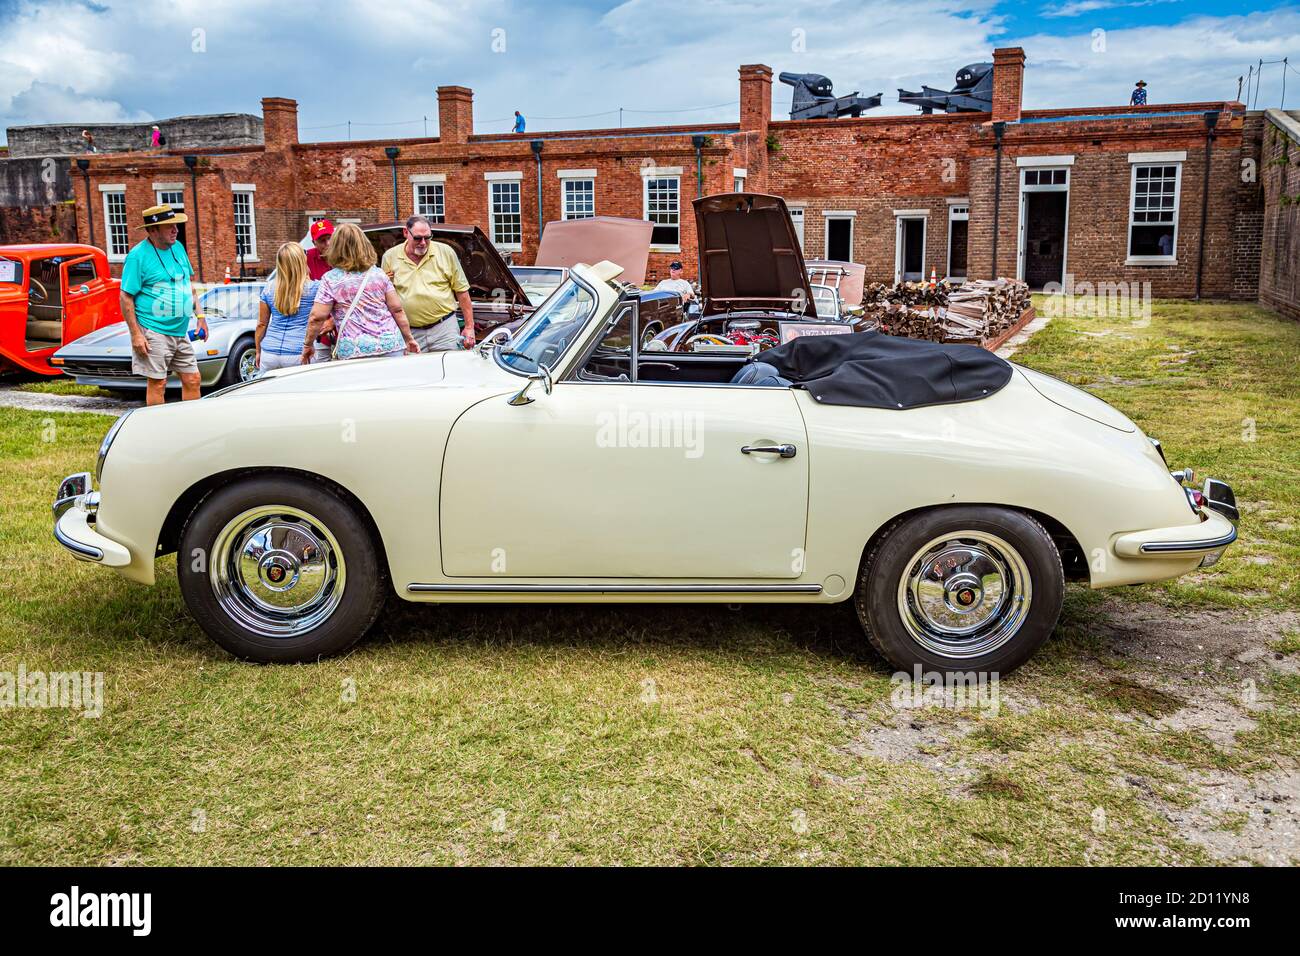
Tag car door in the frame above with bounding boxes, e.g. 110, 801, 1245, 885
60, 255, 114, 345
439, 381, 809, 579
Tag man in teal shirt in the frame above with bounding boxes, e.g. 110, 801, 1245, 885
120, 204, 208, 406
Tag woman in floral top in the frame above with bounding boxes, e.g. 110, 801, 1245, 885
301, 222, 418, 363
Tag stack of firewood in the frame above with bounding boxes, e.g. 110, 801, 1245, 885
861, 278, 1031, 345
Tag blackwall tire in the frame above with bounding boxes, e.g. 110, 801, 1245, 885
178, 476, 385, 663
855, 506, 1064, 675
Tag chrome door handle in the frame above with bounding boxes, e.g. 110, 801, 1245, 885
741, 443, 796, 458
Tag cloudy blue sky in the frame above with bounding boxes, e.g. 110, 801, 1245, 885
1, 0, 1295, 144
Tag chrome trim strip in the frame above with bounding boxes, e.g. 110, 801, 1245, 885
407, 583, 823, 594
53, 523, 103, 561
1139, 526, 1238, 554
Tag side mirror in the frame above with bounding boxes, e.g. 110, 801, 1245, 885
507, 363, 553, 406
77, 284, 90, 295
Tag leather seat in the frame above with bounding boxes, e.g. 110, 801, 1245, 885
27, 304, 63, 342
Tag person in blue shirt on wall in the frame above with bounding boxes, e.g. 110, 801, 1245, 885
1130, 80, 1148, 106
119, 204, 207, 406
513, 110, 526, 133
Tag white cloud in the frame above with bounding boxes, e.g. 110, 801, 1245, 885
1043, 0, 1182, 19
7, 81, 152, 126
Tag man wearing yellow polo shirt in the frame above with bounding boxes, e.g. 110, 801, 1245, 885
381, 214, 474, 350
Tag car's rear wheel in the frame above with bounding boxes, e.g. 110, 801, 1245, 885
178, 476, 385, 662
855, 506, 1064, 675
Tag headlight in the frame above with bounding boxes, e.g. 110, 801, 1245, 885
95, 410, 132, 483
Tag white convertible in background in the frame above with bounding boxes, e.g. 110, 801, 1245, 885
52, 194, 1238, 673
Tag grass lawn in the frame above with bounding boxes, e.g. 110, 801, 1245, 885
0, 297, 1296, 866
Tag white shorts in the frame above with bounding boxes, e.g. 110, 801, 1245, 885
258, 352, 301, 372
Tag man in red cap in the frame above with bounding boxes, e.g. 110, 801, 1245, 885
307, 219, 334, 279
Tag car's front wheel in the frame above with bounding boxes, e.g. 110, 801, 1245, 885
177, 476, 385, 662
855, 506, 1064, 675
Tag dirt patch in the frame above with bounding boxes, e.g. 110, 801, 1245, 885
829, 597, 1297, 861
1087, 598, 1300, 679
1166, 769, 1300, 866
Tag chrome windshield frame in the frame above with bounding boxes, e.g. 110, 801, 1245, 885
492, 270, 602, 379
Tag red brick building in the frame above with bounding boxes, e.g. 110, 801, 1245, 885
62, 48, 1265, 302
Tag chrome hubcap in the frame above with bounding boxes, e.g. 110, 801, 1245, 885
210, 506, 345, 637
897, 531, 1032, 659
238, 348, 258, 381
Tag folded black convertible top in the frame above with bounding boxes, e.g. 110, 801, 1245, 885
757, 331, 1013, 409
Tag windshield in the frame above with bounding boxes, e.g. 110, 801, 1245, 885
812, 285, 839, 319
497, 277, 596, 373
510, 267, 567, 306
199, 284, 263, 319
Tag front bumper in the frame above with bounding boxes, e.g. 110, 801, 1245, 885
57, 355, 228, 388
1113, 476, 1239, 568
52, 472, 132, 566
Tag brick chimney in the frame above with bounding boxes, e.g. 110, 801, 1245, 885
261, 97, 299, 149
991, 48, 1025, 124
437, 86, 474, 144
739, 64, 772, 136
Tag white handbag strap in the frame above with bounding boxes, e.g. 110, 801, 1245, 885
335, 269, 374, 341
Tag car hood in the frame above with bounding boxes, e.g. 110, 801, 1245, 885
216, 347, 521, 396
534, 216, 653, 285
694, 192, 816, 318
55, 315, 251, 355
362, 221, 529, 308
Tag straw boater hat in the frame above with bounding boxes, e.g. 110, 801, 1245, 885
138, 204, 188, 229
1135, 80, 1147, 87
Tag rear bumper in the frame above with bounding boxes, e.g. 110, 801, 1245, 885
1113, 477, 1238, 568
51, 473, 132, 567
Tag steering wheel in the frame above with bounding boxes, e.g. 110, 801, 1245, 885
28, 277, 49, 302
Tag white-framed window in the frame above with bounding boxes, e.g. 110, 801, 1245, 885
231, 186, 257, 262
101, 187, 129, 260
733, 167, 747, 193
488, 178, 522, 250
562, 178, 595, 220
415, 182, 445, 222
155, 187, 184, 210
643, 174, 680, 250
1128, 162, 1181, 261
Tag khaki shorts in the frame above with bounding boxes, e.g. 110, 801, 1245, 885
131, 329, 199, 379
410, 316, 463, 352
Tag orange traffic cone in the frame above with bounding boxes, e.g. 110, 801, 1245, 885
223, 266, 232, 284
930, 267, 938, 287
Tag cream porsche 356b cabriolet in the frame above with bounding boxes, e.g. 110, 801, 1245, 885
52, 194, 1238, 673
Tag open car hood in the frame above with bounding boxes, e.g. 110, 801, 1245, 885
534, 216, 653, 286
362, 222, 529, 308
694, 193, 815, 318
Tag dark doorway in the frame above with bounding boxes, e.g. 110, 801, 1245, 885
826, 217, 852, 261
899, 217, 924, 281
1023, 192, 1066, 289
949, 218, 968, 278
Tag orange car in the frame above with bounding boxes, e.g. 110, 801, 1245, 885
0, 244, 122, 377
